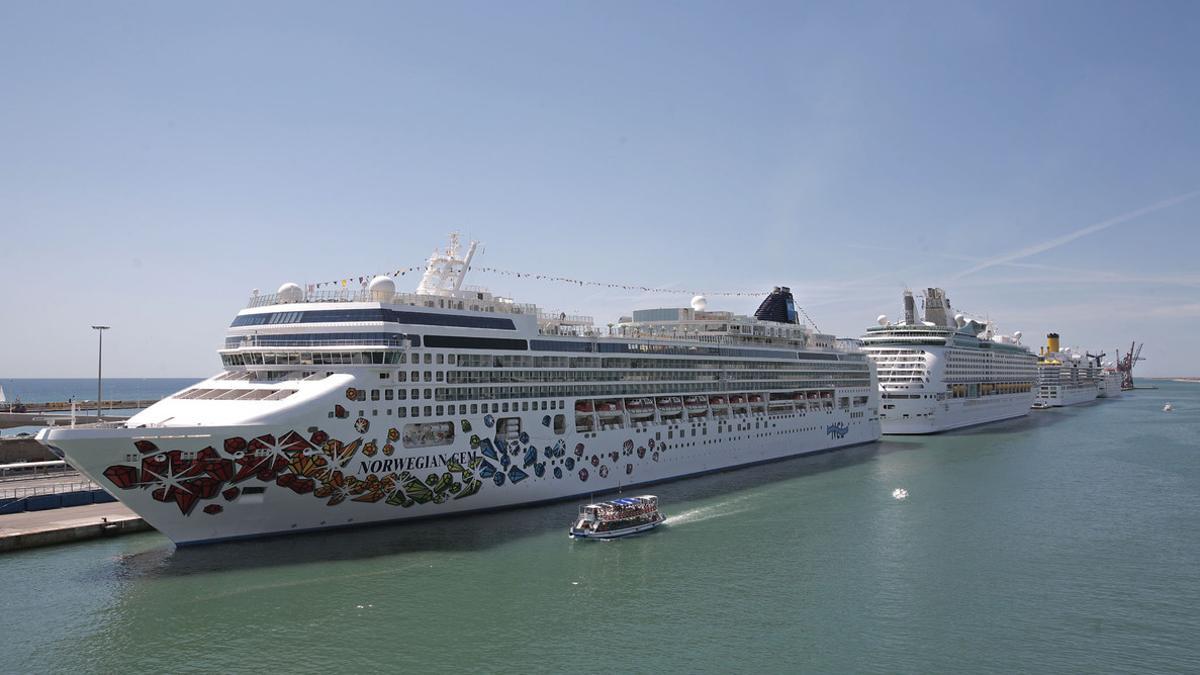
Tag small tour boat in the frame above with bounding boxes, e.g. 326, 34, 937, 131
1163, 402, 1173, 412
569, 495, 664, 540
1031, 401, 1051, 410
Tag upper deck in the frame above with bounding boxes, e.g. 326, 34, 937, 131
862, 287, 1031, 355
225, 242, 854, 366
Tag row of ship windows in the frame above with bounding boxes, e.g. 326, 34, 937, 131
230, 309, 517, 330
225, 326, 860, 363
457, 354, 862, 371
351, 396, 870, 435
432, 381, 872, 401
446, 370, 862, 385
220, 350, 872, 375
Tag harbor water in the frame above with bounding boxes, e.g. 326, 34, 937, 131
3, 381, 1198, 673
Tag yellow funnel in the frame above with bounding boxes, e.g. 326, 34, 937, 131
1047, 333, 1060, 354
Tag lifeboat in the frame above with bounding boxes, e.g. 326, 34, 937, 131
791, 392, 806, 402
625, 397, 655, 418
748, 394, 764, 404
575, 400, 595, 413
656, 396, 683, 415
729, 394, 747, 405
708, 395, 728, 408
595, 400, 623, 415
684, 396, 708, 412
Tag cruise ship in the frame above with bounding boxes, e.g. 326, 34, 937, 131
37, 235, 880, 545
1097, 362, 1123, 398
1034, 333, 1100, 407
861, 288, 1037, 434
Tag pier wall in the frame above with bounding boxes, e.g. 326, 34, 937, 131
0, 504, 149, 553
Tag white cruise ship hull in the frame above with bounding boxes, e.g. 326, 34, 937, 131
880, 391, 1035, 435
39, 398, 878, 545
1035, 384, 1098, 407
1096, 372, 1123, 398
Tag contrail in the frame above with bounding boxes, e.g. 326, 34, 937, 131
951, 189, 1200, 280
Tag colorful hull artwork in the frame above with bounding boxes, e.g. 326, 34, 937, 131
43, 387, 879, 545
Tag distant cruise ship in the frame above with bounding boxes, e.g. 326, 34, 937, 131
38, 235, 880, 545
861, 288, 1037, 434
1034, 333, 1100, 407
1097, 366, 1123, 398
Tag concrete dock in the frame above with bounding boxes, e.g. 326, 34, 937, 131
0, 502, 151, 553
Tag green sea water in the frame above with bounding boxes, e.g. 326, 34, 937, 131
3, 382, 1198, 673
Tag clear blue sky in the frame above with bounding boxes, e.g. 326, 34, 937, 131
2, 1, 1197, 378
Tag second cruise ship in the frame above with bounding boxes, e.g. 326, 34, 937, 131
38, 235, 880, 545
862, 288, 1037, 434
1034, 333, 1101, 407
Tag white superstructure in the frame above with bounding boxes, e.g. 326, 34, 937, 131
38, 236, 880, 545
1097, 368, 1123, 398
1034, 333, 1100, 407
861, 288, 1037, 434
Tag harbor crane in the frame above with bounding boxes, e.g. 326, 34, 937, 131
1116, 342, 1144, 390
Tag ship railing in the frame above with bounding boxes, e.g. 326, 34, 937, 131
246, 290, 542, 317
0, 479, 101, 500
538, 311, 595, 325
607, 329, 811, 349
60, 421, 130, 430
223, 337, 411, 349
0, 460, 76, 482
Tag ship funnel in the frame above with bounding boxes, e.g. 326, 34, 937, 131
923, 288, 954, 328
1047, 332, 1060, 354
902, 290, 915, 324
754, 286, 799, 324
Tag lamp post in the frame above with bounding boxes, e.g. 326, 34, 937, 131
92, 326, 110, 421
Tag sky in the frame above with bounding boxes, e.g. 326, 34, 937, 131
2, 0, 1198, 378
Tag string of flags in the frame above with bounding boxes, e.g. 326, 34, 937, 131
306, 265, 426, 293
467, 266, 767, 297
303, 264, 765, 298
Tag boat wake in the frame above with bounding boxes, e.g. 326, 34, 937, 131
665, 500, 752, 527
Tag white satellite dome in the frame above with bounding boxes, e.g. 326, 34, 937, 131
954, 313, 966, 327
1013, 330, 1023, 342
277, 282, 303, 304
691, 295, 708, 311
877, 314, 888, 326
368, 275, 396, 302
